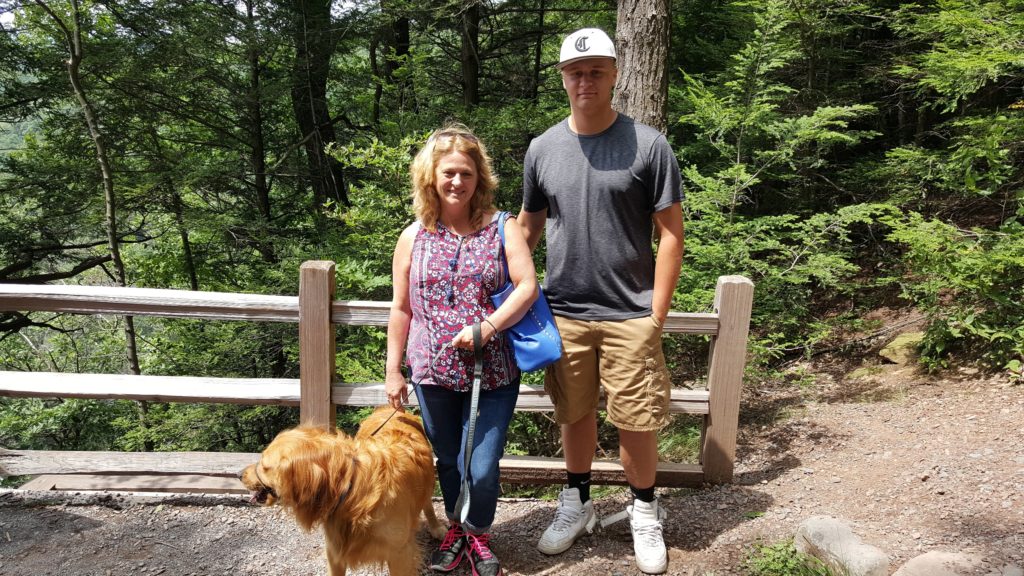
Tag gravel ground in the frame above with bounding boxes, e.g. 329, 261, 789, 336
1, 360, 1022, 576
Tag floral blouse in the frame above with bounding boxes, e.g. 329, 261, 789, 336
406, 214, 519, 391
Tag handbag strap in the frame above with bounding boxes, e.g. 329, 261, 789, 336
454, 323, 485, 524
494, 211, 511, 288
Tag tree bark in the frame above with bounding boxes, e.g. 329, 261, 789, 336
461, 0, 480, 107
288, 0, 347, 213
531, 0, 546, 102
244, 0, 271, 224
372, 11, 414, 123
613, 0, 670, 133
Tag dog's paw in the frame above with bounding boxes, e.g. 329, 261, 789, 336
425, 518, 447, 540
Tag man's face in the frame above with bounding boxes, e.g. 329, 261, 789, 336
560, 57, 617, 113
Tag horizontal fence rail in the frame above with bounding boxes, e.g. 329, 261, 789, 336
0, 372, 712, 414
0, 267, 753, 489
0, 284, 720, 333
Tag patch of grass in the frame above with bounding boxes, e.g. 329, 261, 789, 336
1, 475, 32, 488
658, 415, 702, 462
743, 538, 834, 576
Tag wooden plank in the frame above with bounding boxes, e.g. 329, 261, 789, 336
0, 284, 718, 333
17, 476, 58, 490
299, 262, 336, 429
329, 302, 719, 334
0, 283, 299, 322
331, 300, 392, 327
20, 474, 248, 494
702, 276, 754, 484
0, 372, 301, 405
1, 450, 702, 488
0, 373, 708, 414
498, 456, 704, 488
661, 312, 719, 335
0, 449, 259, 477
333, 384, 710, 415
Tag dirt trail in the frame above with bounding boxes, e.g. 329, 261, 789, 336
1, 362, 1022, 576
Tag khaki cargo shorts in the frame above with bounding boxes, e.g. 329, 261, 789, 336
544, 315, 671, 432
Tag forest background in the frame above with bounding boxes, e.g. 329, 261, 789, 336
0, 0, 1021, 474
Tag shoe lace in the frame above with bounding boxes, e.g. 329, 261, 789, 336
632, 519, 664, 547
440, 524, 465, 550
467, 533, 494, 560
549, 496, 582, 532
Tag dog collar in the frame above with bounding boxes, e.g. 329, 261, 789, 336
329, 455, 359, 517
253, 461, 278, 502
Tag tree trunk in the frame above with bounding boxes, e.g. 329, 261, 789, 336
391, 16, 413, 110
245, 0, 271, 223
171, 191, 200, 291
36, 0, 149, 448
531, 0, 545, 102
372, 12, 414, 123
461, 1, 480, 107
613, 0, 670, 133
147, 128, 200, 291
288, 0, 347, 214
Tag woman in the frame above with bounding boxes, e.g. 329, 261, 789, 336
384, 124, 538, 576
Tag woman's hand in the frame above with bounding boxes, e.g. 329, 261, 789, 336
385, 371, 409, 409
451, 322, 495, 350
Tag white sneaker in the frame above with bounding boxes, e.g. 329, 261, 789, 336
537, 487, 597, 555
629, 498, 668, 574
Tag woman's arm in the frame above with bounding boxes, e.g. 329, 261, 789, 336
451, 216, 539, 349
385, 225, 417, 408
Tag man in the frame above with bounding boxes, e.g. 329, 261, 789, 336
518, 28, 684, 575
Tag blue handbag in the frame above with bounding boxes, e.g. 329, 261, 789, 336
491, 212, 563, 372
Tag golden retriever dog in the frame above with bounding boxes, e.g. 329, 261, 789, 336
240, 406, 446, 575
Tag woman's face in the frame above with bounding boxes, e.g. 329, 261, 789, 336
434, 150, 479, 212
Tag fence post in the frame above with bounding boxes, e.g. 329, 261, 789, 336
703, 275, 754, 484
299, 261, 336, 429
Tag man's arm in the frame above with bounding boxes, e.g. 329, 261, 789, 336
517, 208, 548, 252
651, 203, 684, 324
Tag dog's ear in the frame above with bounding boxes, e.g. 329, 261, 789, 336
273, 429, 350, 530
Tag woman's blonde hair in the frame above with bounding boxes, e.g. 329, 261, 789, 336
410, 124, 498, 231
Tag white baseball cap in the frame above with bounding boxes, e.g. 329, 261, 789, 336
556, 28, 616, 70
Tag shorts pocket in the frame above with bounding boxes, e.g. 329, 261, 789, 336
643, 357, 668, 425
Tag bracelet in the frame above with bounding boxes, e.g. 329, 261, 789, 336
483, 318, 498, 334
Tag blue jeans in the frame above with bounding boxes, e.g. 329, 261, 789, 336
415, 382, 519, 533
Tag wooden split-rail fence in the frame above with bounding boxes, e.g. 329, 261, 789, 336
0, 261, 753, 491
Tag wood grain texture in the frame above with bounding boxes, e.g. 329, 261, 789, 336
703, 276, 755, 484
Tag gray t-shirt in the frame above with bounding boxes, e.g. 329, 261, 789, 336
522, 114, 683, 320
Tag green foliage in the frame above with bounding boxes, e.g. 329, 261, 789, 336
883, 214, 1024, 373
3, 0, 1024, 459
0, 397, 134, 450
743, 539, 833, 576
874, 114, 1023, 201
672, 0, 887, 365
504, 412, 560, 457
892, 0, 1024, 113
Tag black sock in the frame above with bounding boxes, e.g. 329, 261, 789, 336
567, 471, 591, 504
630, 483, 655, 503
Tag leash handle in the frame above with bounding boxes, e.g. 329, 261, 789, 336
455, 323, 484, 524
